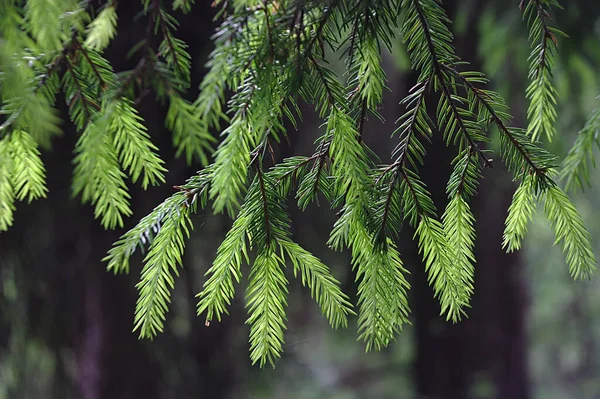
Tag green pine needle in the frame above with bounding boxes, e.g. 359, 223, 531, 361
503, 174, 537, 252
0, 138, 16, 231
134, 207, 193, 338
281, 240, 354, 329
245, 246, 288, 367
109, 98, 167, 189
416, 216, 469, 322
523, 0, 564, 142
84, 4, 118, 51
73, 121, 132, 229
543, 184, 597, 280
560, 106, 600, 192
442, 195, 476, 308
167, 93, 216, 166
196, 209, 249, 322
8, 129, 47, 202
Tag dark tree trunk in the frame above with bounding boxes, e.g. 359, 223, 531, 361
411, 1, 531, 398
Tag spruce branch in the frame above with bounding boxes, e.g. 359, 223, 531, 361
134, 206, 193, 338
63, 55, 98, 129
408, 0, 491, 168
72, 120, 132, 229
441, 63, 556, 185
7, 129, 48, 203
0, 138, 16, 231
84, 2, 118, 51
522, 0, 563, 142
245, 245, 288, 367
560, 106, 600, 192
280, 240, 353, 329
503, 173, 537, 252
543, 184, 596, 280
196, 207, 248, 322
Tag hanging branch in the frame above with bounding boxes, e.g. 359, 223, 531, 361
522, 0, 563, 142
1, 0, 596, 369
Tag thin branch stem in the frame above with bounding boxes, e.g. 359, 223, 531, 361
411, 0, 491, 168
255, 159, 272, 245
441, 63, 548, 178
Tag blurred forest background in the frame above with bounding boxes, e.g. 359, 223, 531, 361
2, 1, 600, 398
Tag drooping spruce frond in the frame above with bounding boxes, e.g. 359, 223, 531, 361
167, 93, 216, 165
245, 245, 288, 367
72, 120, 132, 229
327, 106, 411, 350
400, 0, 490, 166
440, 150, 479, 313
0, 139, 15, 231
108, 98, 166, 189
435, 54, 594, 280
24, 0, 84, 52
442, 64, 557, 187
242, 171, 292, 365
200, 164, 351, 366
196, 205, 249, 322
397, 168, 468, 321
560, 106, 600, 192
353, 235, 411, 351
7, 129, 47, 202
503, 173, 537, 252
134, 205, 193, 338
543, 184, 596, 280
441, 195, 475, 312
105, 169, 211, 274
522, 0, 563, 142
280, 240, 353, 329
84, 3, 118, 51
172, 0, 195, 14
416, 214, 469, 321
3, 0, 598, 369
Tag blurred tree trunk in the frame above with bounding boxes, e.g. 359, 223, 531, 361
411, 1, 530, 398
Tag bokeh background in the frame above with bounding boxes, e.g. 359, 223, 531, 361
2, 1, 600, 398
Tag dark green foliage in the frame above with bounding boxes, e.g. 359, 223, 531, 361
0, 0, 596, 367
522, 0, 564, 142
561, 106, 600, 191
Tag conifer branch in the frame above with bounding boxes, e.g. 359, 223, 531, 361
522, 0, 563, 142
503, 173, 537, 252
441, 63, 554, 183
134, 206, 193, 338
543, 185, 596, 280
0, 139, 16, 231
64, 56, 97, 126
409, 0, 491, 168
3, 0, 597, 369
560, 106, 600, 192
84, 2, 118, 51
